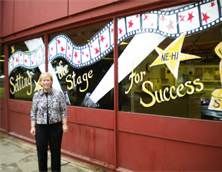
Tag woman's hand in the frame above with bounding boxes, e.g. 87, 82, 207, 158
30, 126, 36, 135
63, 123, 68, 132
62, 117, 68, 132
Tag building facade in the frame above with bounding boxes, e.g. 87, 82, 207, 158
1, 0, 222, 171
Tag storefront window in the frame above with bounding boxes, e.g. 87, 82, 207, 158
0, 45, 4, 98
48, 20, 114, 109
9, 37, 45, 100
118, 1, 222, 120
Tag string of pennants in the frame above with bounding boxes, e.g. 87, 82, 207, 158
9, 0, 222, 74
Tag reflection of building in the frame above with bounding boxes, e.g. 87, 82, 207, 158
1, 0, 222, 171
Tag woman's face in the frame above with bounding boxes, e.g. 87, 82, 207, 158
41, 76, 52, 91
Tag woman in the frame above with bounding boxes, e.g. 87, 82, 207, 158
30, 72, 68, 172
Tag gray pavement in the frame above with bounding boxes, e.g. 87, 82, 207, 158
0, 132, 104, 172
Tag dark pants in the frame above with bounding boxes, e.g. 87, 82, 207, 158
35, 122, 63, 172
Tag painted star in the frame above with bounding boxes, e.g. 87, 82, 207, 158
34, 80, 42, 92
150, 34, 201, 79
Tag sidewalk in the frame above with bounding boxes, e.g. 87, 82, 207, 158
0, 132, 104, 172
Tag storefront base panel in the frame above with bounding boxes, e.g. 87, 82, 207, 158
0, 99, 3, 129
62, 123, 115, 166
117, 112, 222, 171
118, 132, 222, 171
8, 100, 32, 138
68, 106, 114, 129
63, 107, 115, 166
0, 99, 7, 131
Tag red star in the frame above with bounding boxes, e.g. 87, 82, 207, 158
57, 39, 61, 44
118, 28, 123, 34
128, 20, 133, 28
100, 35, 105, 42
179, 15, 185, 22
143, 14, 148, 20
74, 52, 78, 58
61, 47, 65, 52
94, 48, 99, 54
211, 2, 215, 7
187, 12, 194, 22
202, 13, 210, 23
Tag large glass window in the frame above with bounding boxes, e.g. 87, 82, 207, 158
8, 37, 44, 101
118, 1, 222, 121
0, 45, 4, 98
48, 20, 114, 109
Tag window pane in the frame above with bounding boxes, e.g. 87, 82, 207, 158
9, 37, 45, 100
118, 1, 222, 121
48, 20, 114, 109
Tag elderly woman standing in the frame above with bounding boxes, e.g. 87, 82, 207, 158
30, 72, 68, 172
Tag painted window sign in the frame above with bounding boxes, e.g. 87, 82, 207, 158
8, 0, 222, 120
117, 0, 222, 120
48, 24, 114, 108
139, 34, 204, 108
8, 21, 114, 109
9, 39, 44, 100
48, 21, 114, 109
